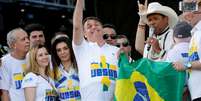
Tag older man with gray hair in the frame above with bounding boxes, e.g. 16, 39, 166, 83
0, 28, 30, 101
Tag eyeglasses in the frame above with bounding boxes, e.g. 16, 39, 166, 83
116, 42, 129, 47
103, 34, 117, 40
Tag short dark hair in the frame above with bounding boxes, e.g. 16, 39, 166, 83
117, 34, 130, 43
83, 16, 103, 25
117, 34, 127, 39
24, 23, 45, 36
103, 24, 116, 30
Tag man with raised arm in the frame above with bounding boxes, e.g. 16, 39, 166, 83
72, 0, 119, 101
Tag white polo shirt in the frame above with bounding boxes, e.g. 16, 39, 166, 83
55, 64, 81, 101
73, 39, 119, 101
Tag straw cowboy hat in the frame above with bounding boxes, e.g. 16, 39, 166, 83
143, 2, 178, 28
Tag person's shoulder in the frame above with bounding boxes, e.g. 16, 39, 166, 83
1, 53, 11, 60
22, 72, 38, 88
103, 44, 119, 56
25, 72, 38, 79
110, 45, 119, 52
105, 43, 119, 50
193, 30, 201, 37
1, 54, 12, 64
23, 72, 38, 82
167, 28, 174, 35
72, 38, 88, 48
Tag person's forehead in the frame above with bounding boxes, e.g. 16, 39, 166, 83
147, 13, 165, 19
103, 27, 116, 34
84, 19, 101, 25
30, 30, 44, 36
117, 38, 127, 43
37, 47, 47, 54
56, 41, 68, 48
16, 30, 27, 38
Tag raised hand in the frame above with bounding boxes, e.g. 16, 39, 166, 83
137, 0, 148, 24
137, 0, 148, 15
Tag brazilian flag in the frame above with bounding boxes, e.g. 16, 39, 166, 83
115, 53, 186, 101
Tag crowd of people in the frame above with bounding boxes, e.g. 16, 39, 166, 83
0, 0, 201, 100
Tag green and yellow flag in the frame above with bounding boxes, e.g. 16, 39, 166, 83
115, 53, 186, 101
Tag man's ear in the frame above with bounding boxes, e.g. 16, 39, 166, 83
83, 30, 87, 39
10, 42, 16, 50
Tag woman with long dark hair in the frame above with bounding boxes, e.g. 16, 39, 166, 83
51, 35, 80, 101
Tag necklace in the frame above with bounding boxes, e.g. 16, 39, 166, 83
40, 74, 50, 83
39, 74, 57, 97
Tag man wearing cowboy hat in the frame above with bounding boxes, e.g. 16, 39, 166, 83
135, 1, 178, 60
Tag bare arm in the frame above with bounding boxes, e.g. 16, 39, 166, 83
135, 24, 146, 55
135, 0, 148, 55
1, 90, 10, 101
190, 61, 201, 70
73, 0, 84, 45
173, 60, 201, 71
0, 60, 10, 101
24, 87, 36, 101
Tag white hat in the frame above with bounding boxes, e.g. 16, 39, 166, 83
144, 2, 178, 28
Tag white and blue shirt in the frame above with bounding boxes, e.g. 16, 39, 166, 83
54, 64, 81, 101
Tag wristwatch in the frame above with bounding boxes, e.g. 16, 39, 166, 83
184, 62, 192, 69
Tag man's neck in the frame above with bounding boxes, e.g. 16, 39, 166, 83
11, 51, 26, 60
97, 40, 106, 47
156, 26, 169, 36
87, 38, 106, 47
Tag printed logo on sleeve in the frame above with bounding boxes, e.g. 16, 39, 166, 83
24, 77, 33, 83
